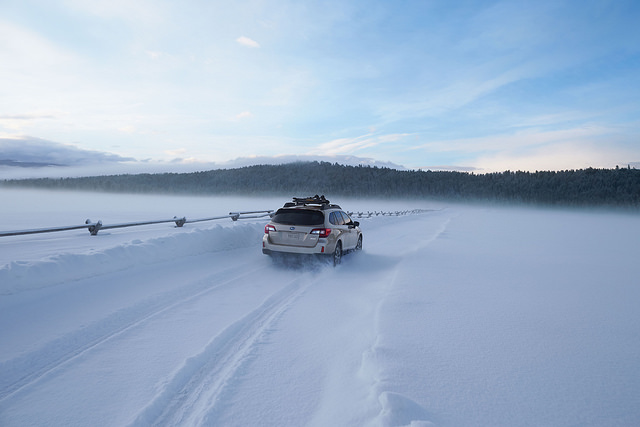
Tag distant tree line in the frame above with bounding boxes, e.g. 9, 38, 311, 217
2, 162, 639, 208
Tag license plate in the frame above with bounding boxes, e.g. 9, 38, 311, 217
287, 233, 301, 240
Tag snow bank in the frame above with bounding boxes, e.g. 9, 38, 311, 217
0, 223, 264, 295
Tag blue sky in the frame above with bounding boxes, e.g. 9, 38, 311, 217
1, 0, 639, 173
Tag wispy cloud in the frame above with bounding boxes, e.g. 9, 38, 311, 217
414, 126, 614, 153
234, 111, 254, 121
164, 148, 187, 157
0, 20, 77, 69
236, 36, 260, 48
118, 125, 137, 133
0, 136, 134, 166
309, 133, 410, 156
376, 63, 531, 125
63, 0, 166, 26
0, 113, 57, 121
146, 51, 163, 60
0, 112, 58, 131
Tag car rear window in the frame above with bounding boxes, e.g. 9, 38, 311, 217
272, 209, 324, 226
329, 211, 344, 225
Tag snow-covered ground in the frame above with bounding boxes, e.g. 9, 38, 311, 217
1, 188, 639, 426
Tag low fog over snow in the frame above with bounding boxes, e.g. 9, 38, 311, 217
1, 189, 639, 426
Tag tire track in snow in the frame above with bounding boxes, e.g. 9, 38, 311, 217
129, 276, 313, 427
0, 263, 265, 403
358, 211, 454, 426
391, 211, 453, 256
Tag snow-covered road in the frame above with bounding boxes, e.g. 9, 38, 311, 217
1, 190, 639, 426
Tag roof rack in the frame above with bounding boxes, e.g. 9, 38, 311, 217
284, 195, 341, 210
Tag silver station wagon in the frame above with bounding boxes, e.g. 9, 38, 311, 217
262, 195, 363, 265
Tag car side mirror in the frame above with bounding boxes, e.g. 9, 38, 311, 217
353, 221, 360, 227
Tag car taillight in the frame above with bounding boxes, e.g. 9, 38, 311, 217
310, 228, 331, 238
265, 224, 276, 234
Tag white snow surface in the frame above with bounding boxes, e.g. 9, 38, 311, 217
1, 189, 639, 426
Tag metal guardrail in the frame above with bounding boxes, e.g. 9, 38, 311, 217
0, 210, 274, 237
0, 208, 435, 238
348, 209, 434, 218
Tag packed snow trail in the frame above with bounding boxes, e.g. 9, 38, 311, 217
0, 260, 266, 402
131, 277, 313, 426
2, 192, 640, 426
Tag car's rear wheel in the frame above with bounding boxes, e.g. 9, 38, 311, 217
333, 241, 342, 266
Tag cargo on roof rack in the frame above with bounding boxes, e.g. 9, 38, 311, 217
293, 195, 329, 205
283, 195, 341, 210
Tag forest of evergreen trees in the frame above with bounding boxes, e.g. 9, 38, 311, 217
2, 162, 639, 208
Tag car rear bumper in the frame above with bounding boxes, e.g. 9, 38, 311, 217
262, 236, 333, 255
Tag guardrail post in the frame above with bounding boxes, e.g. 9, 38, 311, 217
229, 212, 240, 221
174, 216, 186, 227
86, 219, 102, 236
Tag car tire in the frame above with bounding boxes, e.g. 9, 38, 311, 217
333, 241, 342, 266
355, 235, 363, 251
